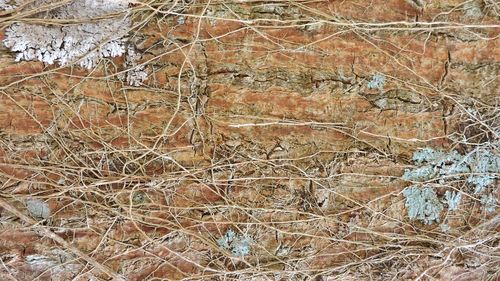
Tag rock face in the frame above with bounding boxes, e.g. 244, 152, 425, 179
0, 1, 498, 280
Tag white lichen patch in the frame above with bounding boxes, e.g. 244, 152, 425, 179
0, 0, 15, 10
2, 0, 131, 69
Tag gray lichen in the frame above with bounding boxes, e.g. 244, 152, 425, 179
2, 0, 131, 69
217, 229, 252, 256
26, 199, 50, 220
403, 186, 443, 225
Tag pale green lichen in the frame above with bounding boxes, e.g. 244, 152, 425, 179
480, 194, 496, 213
466, 148, 499, 193
403, 147, 499, 193
402, 146, 498, 223
403, 186, 443, 225
367, 73, 385, 90
402, 166, 435, 182
444, 190, 461, 211
217, 229, 252, 256
411, 147, 451, 165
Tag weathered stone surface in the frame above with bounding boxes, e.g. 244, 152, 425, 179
0, 1, 498, 280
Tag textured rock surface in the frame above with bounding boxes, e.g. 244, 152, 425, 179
3, 0, 131, 68
0, 1, 498, 280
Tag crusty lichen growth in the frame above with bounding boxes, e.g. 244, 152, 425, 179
2, 0, 131, 69
444, 190, 462, 211
26, 199, 50, 220
367, 73, 386, 91
403, 147, 499, 194
217, 229, 253, 256
480, 193, 496, 213
402, 145, 499, 224
403, 186, 444, 225
0, 0, 15, 10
